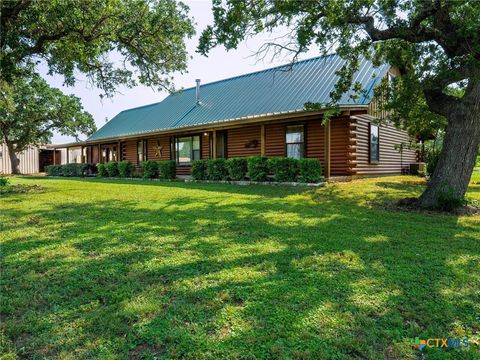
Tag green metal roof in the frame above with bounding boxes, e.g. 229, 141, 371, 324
88, 54, 389, 141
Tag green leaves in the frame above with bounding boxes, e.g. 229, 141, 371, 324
1, 0, 194, 96
0, 74, 96, 152
199, 0, 480, 130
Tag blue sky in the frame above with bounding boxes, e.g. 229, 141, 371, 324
42, 0, 319, 144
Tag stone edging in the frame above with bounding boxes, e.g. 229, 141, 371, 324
44, 176, 325, 187
184, 179, 325, 187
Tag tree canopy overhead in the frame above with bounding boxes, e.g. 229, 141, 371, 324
1, 0, 195, 174
1, 0, 195, 96
199, 0, 480, 208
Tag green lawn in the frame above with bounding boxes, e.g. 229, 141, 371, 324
1, 175, 479, 359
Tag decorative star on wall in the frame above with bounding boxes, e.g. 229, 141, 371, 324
153, 141, 163, 157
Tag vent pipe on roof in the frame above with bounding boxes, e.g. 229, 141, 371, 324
195, 79, 201, 105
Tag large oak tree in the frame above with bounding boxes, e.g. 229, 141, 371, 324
199, 0, 480, 208
1, 0, 194, 173
0, 75, 96, 174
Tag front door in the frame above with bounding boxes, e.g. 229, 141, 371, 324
216, 131, 227, 158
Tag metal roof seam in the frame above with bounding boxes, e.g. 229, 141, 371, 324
87, 53, 386, 141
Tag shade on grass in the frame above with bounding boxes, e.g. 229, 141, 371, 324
1, 175, 479, 359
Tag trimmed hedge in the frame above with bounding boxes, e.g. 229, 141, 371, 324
268, 157, 298, 182
247, 156, 269, 181
298, 158, 322, 183
158, 160, 176, 179
105, 161, 119, 177
46, 165, 62, 176
226, 158, 248, 181
97, 163, 108, 177
63, 164, 81, 177
142, 160, 158, 179
46, 163, 96, 177
191, 160, 208, 180
118, 161, 134, 178
208, 158, 228, 181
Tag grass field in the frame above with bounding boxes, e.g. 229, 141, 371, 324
1, 174, 479, 359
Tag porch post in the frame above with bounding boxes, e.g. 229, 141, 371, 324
260, 124, 266, 156
81, 146, 85, 163
117, 141, 121, 161
53, 148, 56, 165
324, 121, 331, 180
212, 130, 217, 159
98, 144, 101, 163
66, 147, 69, 164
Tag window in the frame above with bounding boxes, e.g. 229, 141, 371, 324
176, 136, 200, 164
286, 125, 304, 159
137, 140, 147, 163
369, 123, 379, 163
102, 148, 107, 163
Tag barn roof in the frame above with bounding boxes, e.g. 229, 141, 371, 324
88, 53, 389, 141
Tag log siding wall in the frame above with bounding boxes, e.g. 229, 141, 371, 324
87, 117, 353, 176
351, 117, 417, 175
85, 110, 415, 177
227, 126, 261, 157
265, 123, 285, 157
201, 133, 210, 159
122, 140, 138, 165
329, 118, 350, 175
305, 120, 324, 159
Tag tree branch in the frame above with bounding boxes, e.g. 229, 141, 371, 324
423, 88, 461, 118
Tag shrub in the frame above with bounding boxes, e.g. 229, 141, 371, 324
268, 157, 298, 182
298, 158, 322, 183
247, 156, 269, 181
158, 160, 176, 179
142, 160, 158, 179
118, 161, 134, 178
226, 158, 248, 181
191, 160, 208, 180
46, 165, 62, 176
0, 176, 9, 187
105, 161, 119, 177
63, 163, 79, 177
97, 163, 108, 177
208, 158, 228, 180
47, 163, 95, 177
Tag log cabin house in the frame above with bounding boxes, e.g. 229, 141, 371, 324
57, 54, 417, 178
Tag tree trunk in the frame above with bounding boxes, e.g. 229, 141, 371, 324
419, 101, 480, 208
6, 141, 20, 175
